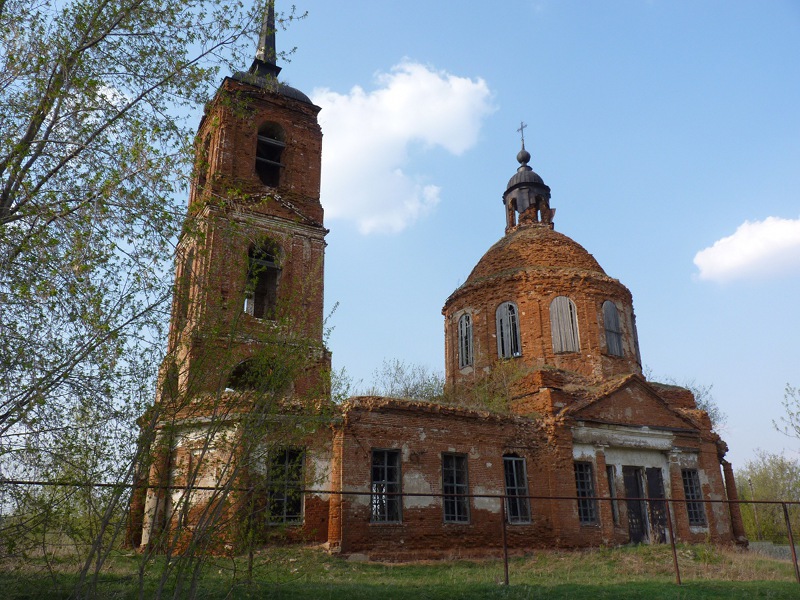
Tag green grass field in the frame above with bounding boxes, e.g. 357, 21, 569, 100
1, 543, 798, 599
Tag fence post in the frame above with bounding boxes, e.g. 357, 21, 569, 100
664, 497, 681, 586
781, 502, 800, 584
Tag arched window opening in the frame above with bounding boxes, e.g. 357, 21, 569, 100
602, 300, 624, 357
256, 122, 285, 187
226, 358, 290, 394
496, 302, 521, 358
244, 242, 281, 319
503, 454, 530, 524
458, 313, 473, 369
196, 134, 211, 194
550, 296, 580, 353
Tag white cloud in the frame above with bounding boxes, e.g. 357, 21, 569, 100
312, 61, 494, 234
693, 216, 800, 282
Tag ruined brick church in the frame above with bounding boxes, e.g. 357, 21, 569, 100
129, 5, 747, 559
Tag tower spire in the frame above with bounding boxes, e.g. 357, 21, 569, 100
250, 0, 282, 78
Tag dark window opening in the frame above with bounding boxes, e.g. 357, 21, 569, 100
268, 448, 304, 524
371, 449, 401, 523
245, 242, 281, 320
177, 248, 194, 326
458, 313, 473, 368
550, 296, 580, 353
603, 300, 624, 357
681, 468, 707, 527
504, 454, 531, 524
256, 122, 285, 187
606, 464, 620, 526
196, 134, 211, 194
574, 461, 598, 525
442, 453, 469, 523
496, 301, 522, 358
226, 358, 290, 394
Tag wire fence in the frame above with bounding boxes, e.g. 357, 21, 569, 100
1, 478, 799, 587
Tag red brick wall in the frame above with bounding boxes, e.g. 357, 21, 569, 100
443, 225, 642, 391
328, 399, 737, 559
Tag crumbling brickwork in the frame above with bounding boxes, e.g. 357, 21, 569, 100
132, 30, 745, 559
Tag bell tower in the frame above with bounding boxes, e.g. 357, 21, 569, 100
130, 2, 329, 550
163, 1, 328, 404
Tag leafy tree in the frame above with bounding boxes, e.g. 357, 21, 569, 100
736, 450, 800, 544
645, 371, 727, 429
363, 358, 444, 401
0, 0, 266, 436
774, 383, 800, 442
0, 0, 309, 597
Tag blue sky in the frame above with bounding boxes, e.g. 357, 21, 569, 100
268, 0, 800, 468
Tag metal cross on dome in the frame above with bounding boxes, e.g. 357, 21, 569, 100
517, 121, 528, 147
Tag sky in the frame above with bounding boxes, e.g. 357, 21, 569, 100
263, 0, 800, 468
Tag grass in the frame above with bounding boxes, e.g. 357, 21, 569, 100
0, 543, 798, 599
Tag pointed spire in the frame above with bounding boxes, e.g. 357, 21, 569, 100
250, 0, 282, 78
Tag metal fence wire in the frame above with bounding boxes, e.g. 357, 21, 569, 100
1, 479, 799, 587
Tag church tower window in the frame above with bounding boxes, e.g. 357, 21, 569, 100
496, 302, 521, 358
550, 296, 580, 353
176, 248, 194, 327
255, 122, 286, 187
457, 313, 473, 368
602, 300, 624, 357
244, 242, 281, 319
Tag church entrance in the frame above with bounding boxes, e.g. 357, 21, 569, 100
622, 466, 667, 544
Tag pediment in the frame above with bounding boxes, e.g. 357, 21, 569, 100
568, 377, 698, 431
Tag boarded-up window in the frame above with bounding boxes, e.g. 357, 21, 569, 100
550, 296, 580, 353
458, 313, 473, 369
255, 122, 285, 187
496, 301, 521, 358
602, 300, 624, 357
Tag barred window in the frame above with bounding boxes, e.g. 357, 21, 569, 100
602, 300, 624, 357
442, 453, 469, 523
574, 461, 597, 524
550, 296, 580, 353
504, 455, 531, 524
496, 301, 522, 358
268, 448, 304, 524
681, 469, 707, 527
371, 450, 401, 523
458, 313, 473, 369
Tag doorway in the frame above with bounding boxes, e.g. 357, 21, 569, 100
622, 466, 667, 544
